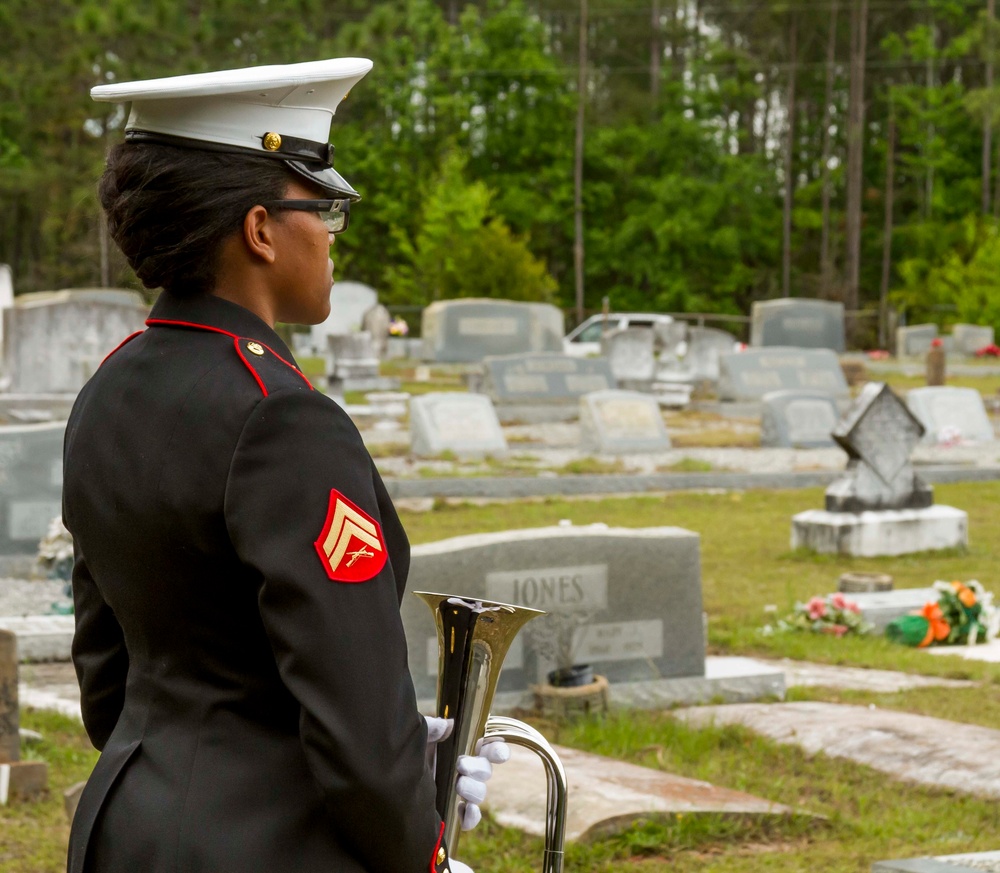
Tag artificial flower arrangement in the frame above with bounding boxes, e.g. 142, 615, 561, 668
975, 344, 1000, 358
388, 316, 409, 337
886, 580, 997, 647
764, 592, 873, 637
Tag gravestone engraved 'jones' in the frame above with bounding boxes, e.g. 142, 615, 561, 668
401, 525, 704, 700
906, 387, 995, 445
750, 298, 845, 352
409, 392, 507, 457
579, 390, 672, 453
421, 299, 564, 363
718, 347, 849, 402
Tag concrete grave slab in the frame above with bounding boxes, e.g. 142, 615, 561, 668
907, 387, 995, 445
757, 658, 975, 692
579, 390, 671, 453
760, 390, 839, 448
834, 587, 938, 631
875, 854, 1000, 873
718, 347, 849, 402
402, 525, 704, 701
750, 298, 846, 352
675, 702, 1000, 798
410, 392, 507, 457
486, 742, 797, 844
421, 299, 563, 363
791, 506, 968, 557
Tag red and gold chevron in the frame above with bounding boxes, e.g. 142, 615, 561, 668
314, 490, 387, 583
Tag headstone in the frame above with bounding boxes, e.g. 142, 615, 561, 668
309, 281, 378, 351
401, 524, 704, 699
759, 390, 839, 448
410, 393, 507, 457
825, 382, 931, 513
481, 353, 616, 423
750, 298, 845, 352
361, 303, 392, 359
0, 265, 12, 357
791, 383, 969, 556
718, 347, 849, 402
846, 588, 938, 631
579, 390, 672, 453
0, 422, 64, 555
326, 332, 399, 392
907, 387, 996, 445
601, 328, 656, 385
3, 290, 148, 394
421, 299, 564, 363
896, 323, 938, 357
684, 327, 737, 385
952, 324, 995, 356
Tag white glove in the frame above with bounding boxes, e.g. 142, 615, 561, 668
450, 861, 474, 873
455, 738, 511, 830
424, 715, 454, 772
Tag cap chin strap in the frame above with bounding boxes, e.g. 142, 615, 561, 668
124, 129, 333, 166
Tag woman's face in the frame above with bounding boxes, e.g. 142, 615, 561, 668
271, 180, 335, 326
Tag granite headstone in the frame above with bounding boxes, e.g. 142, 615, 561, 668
410, 393, 507, 457
579, 390, 672, 453
401, 524, 704, 699
3, 290, 148, 394
0, 422, 64, 555
760, 390, 839, 448
907, 387, 996, 445
750, 298, 845, 352
684, 327, 738, 385
952, 324, 996, 356
421, 299, 563, 363
361, 303, 392, 359
718, 347, 849, 402
895, 323, 938, 357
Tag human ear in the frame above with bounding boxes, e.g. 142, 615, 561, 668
242, 205, 277, 264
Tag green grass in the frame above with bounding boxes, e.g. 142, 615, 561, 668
882, 372, 1000, 396
657, 457, 717, 473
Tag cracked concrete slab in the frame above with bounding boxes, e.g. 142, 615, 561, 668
674, 702, 1000, 798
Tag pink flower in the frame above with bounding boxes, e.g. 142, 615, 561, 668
821, 624, 849, 637
846, 600, 861, 614
807, 597, 827, 620
831, 593, 847, 610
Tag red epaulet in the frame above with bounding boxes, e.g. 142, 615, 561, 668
101, 330, 144, 366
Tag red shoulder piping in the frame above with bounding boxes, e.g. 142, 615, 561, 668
145, 317, 314, 394
429, 821, 446, 873
101, 330, 143, 366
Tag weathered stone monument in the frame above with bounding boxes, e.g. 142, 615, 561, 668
684, 327, 738, 387
3, 289, 148, 394
907, 386, 995, 445
952, 324, 995, 356
309, 281, 378, 353
421, 299, 563, 363
325, 332, 398, 393
0, 422, 64, 557
480, 352, 615, 423
0, 629, 48, 803
759, 390, 839, 448
401, 525, 705, 701
750, 298, 845, 352
361, 303, 392, 359
718, 347, 849, 402
410, 393, 507, 458
579, 390, 672, 453
895, 323, 939, 357
791, 383, 968, 556
601, 327, 656, 387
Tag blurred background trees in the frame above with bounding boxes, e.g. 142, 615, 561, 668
2, 0, 999, 337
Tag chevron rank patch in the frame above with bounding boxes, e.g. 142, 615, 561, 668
314, 490, 387, 583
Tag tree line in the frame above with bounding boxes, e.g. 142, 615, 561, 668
1, 0, 998, 342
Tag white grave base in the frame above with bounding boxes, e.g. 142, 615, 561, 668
791, 505, 968, 557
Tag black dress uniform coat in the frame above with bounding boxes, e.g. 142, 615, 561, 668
64, 291, 450, 873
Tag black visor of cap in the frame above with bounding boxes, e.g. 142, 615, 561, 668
284, 160, 360, 201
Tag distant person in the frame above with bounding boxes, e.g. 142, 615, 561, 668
64, 59, 504, 873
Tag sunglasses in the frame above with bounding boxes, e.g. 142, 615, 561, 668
265, 199, 351, 235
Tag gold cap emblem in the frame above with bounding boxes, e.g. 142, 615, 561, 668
262, 132, 282, 151
247, 341, 265, 356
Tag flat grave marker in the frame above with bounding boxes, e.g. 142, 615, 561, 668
907, 386, 995, 444
760, 390, 839, 448
579, 390, 671, 453
410, 392, 507, 457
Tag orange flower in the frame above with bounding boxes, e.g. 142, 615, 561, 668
951, 581, 977, 608
918, 602, 950, 647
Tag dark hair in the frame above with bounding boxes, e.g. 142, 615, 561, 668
99, 143, 296, 296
